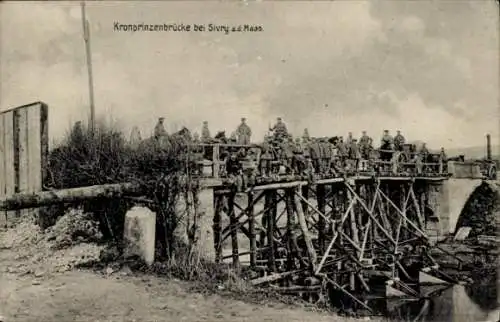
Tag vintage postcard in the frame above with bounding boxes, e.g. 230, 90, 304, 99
0, 1, 499, 321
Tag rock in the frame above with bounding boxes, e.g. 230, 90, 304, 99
120, 265, 132, 276
34, 269, 45, 278
105, 267, 114, 275
0, 314, 5, 322
32, 280, 41, 285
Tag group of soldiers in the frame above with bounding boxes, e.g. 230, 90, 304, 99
149, 116, 447, 183
256, 118, 444, 177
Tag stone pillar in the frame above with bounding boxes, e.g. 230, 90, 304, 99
426, 181, 450, 241
124, 206, 156, 265
198, 188, 215, 262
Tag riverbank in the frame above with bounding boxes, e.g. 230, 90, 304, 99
0, 219, 380, 322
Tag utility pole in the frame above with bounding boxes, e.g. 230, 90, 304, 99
81, 1, 96, 134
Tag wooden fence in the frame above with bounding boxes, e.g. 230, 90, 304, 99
0, 102, 48, 225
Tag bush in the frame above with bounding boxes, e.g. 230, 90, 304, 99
45, 119, 201, 262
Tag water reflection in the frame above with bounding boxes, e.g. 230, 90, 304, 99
381, 284, 499, 322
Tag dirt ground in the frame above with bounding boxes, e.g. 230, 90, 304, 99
0, 228, 375, 322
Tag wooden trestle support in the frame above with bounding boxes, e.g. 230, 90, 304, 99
212, 177, 454, 312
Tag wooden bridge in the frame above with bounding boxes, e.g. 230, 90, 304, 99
0, 102, 494, 312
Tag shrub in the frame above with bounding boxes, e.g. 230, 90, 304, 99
45, 119, 201, 262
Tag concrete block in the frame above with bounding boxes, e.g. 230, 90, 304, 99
454, 226, 471, 241
198, 189, 215, 262
123, 206, 156, 266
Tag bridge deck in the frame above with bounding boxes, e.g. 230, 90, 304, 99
200, 173, 450, 189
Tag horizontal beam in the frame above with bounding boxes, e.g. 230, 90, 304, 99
0, 182, 144, 211
246, 181, 308, 191
315, 177, 345, 184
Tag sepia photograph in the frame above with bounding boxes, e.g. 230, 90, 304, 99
0, 1, 499, 321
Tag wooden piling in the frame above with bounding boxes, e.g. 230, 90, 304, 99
248, 191, 256, 267
228, 191, 239, 267
265, 190, 277, 272
213, 193, 222, 264
294, 187, 318, 273
285, 188, 296, 272
316, 184, 326, 253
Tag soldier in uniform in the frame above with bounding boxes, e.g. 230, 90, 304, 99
419, 143, 429, 162
321, 137, 333, 175
270, 117, 288, 142
292, 137, 306, 175
201, 121, 211, 143
348, 138, 361, 172
394, 130, 406, 151
380, 130, 394, 161
229, 131, 238, 144
439, 147, 447, 174
302, 128, 310, 142
129, 126, 142, 148
359, 131, 372, 159
346, 132, 354, 145
154, 117, 167, 139
259, 138, 273, 177
193, 132, 200, 144
190, 133, 204, 175
281, 135, 295, 174
226, 151, 243, 192
236, 117, 252, 145
309, 137, 321, 174
337, 136, 348, 171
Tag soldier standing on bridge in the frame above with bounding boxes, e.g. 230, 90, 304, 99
193, 132, 200, 144
292, 137, 306, 174
419, 142, 430, 165
229, 131, 238, 144
348, 138, 361, 172
337, 136, 348, 171
201, 121, 211, 143
380, 130, 394, 161
259, 138, 273, 177
309, 137, 321, 174
346, 132, 354, 145
302, 128, 310, 142
359, 131, 373, 160
439, 147, 447, 174
282, 135, 295, 174
270, 117, 288, 142
394, 130, 406, 151
321, 137, 333, 175
154, 117, 167, 140
226, 151, 243, 192
236, 117, 252, 145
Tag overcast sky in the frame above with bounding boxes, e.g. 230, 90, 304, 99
1, 1, 498, 150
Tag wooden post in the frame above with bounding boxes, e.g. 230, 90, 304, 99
266, 190, 277, 272
248, 191, 256, 267
316, 184, 326, 253
294, 187, 318, 273
213, 144, 220, 178
347, 185, 360, 292
213, 193, 222, 264
400, 183, 408, 240
348, 188, 360, 249
301, 185, 309, 216
12, 109, 20, 217
228, 191, 239, 267
285, 188, 296, 272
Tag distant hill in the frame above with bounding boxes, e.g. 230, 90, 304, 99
445, 145, 500, 160
407, 141, 499, 160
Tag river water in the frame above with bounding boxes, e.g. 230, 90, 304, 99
381, 276, 499, 322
